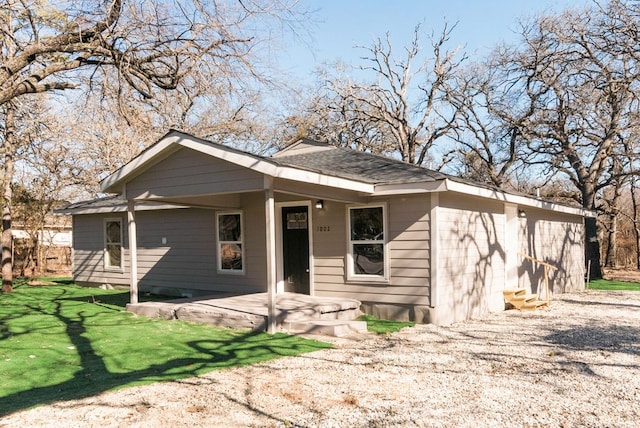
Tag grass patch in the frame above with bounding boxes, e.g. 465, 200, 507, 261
358, 314, 414, 334
587, 279, 640, 291
0, 283, 331, 416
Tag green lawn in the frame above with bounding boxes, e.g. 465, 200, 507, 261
358, 314, 414, 334
587, 279, 640, 291
0, 281, 331, 416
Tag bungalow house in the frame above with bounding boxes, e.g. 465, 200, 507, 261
58, 130, 591, 326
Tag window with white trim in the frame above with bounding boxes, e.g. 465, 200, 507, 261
104, 218, 123, 270
347, 205, 387, 280
217, 212, 244, 273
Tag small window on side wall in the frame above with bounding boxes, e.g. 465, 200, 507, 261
104, 218, 123, 270
217, 212, 244, 274
347, 205, 387, 281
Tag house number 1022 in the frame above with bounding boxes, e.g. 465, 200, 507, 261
317, 225, 331, 232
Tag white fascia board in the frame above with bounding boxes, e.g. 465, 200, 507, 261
373, 180, 447, 196
273, 166, 374, 193
55, 206, 127, 215
56, 202, 188, 215
178, 136, 278, 174
101, 130, 375, 195
100, 133, 181, 193
444, 179, 595, 217
178, 136, 374, 193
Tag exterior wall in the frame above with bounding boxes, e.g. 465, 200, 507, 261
312, 195, 431, 321
126, 147, 265, 200
72, 213, 130, 287
71, 185, 585, 324
73, 195, 268, 296
518, 207, 585, 294
433, 192, 506, 324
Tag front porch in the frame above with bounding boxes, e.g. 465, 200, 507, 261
126, 292, 367, 337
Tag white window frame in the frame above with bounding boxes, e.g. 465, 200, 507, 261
346, 203, 389, 282
104, 217, 123, 271
216, 211, 245, 275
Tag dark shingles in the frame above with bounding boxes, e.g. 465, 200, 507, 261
57, 195, 126, 211
271, 147, 447, 184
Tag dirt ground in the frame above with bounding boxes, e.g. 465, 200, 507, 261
2, 289, 639, 427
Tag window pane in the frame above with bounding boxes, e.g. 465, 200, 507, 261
350, 207, 383, 241
106, 221, 121, 244
287, 212, 308, 229
353, 244, 384, 275
106, 244, 121, 267
219, 214, 241, 241
220, 243, 243, 270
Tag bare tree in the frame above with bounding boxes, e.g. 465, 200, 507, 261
279, 69, 394, 154
0, 0, 308, 291
0, 0, 307, 105
1, 102, 16, 292
461, 1, 640, 278
442, 62, 532, 188
303, 24, 466, 164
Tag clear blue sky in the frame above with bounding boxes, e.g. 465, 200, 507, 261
281, 0, 594, 81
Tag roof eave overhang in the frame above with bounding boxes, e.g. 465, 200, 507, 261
373, 178, 593, 217
54, 202, 188, 216
444, 179, 595, 217
100, 131, 183, 193
372, 180, 447, 195
100, 130, 375, 195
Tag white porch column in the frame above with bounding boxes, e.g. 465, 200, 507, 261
504, 203, 519, 289
127, 199, 139, 304
264, 180, 277, 333
429, 192, 440, 309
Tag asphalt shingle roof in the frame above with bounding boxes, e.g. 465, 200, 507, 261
59, 195, 126, 211
270, 146, 447, 185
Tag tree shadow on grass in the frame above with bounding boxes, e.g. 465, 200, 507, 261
0, 288, 330, 417
62, 290, 179, 309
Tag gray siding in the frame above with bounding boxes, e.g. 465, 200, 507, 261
73, 195, 268, 294
312, 195, 431, 306
437, 192, 506, 322
126, 147, 265, 199
73, 214, 130, 286
518, 208, 585, 294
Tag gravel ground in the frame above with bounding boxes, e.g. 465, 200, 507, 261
2, 290, 639, 427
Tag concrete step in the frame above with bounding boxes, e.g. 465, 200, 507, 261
283, 319, 368, 337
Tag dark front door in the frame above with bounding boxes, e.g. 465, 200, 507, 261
282, 206, 310, 294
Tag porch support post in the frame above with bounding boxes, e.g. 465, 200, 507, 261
429, 192, 439, 309
127, 199, 139, 304
504, 203, 519, 288
264, 180, 277, 333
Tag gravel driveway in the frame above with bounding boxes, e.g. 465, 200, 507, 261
2, 290, 639, 427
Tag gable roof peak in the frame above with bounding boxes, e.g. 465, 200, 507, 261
272, 137, 336, 158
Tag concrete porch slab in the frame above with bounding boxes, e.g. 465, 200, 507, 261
126, 292, 362, 336
283, 320, 368, 337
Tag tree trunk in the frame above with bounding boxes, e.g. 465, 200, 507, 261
631, 178, 640, 270
604, 213, 617, 268
585, 216, 603, 279
2, 102, 16, 292
583, 183, 603, 280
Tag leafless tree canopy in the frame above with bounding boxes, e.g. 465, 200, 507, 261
444, 0, 640, 277
0, 0, 306, 105
290, 24, 466, 165
0, 0, 309, 291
